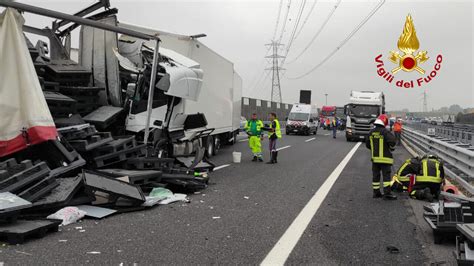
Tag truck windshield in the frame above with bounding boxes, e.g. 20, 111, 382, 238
321, 110, 335, 116
288, 113, 309, 121
349, 105, 379, 118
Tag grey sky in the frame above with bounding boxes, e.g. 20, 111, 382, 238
3, 0, 473, 111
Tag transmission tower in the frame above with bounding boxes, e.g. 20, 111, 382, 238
265, 41, 285, 103
422, 90, 428, 112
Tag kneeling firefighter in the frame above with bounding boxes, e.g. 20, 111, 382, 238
391, 157, 422, 192
410, 154, 445, 201
366, 115, 397, 200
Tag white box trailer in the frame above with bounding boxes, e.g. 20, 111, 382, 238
117, 22, 242, 156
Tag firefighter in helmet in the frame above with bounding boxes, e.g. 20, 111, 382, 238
366, 115, 397, 200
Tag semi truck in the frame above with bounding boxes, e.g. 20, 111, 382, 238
344, 91, 385, 141
320, 106, 336, 130
79, 20, 242, 158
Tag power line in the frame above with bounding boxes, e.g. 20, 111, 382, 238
286, 0, 385, 80
285, 0, 341, 64
277, 0, 292, 43
292, 0, 319, 41
283, 0, 306, 56
248, 0, 285, 94
272, 0, 284, 40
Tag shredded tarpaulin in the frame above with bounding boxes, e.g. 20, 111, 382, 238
0, 8, 57, 157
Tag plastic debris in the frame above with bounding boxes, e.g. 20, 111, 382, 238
47, 207, 86, 226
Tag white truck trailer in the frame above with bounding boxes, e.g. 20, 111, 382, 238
80, 21, 242, 158
345, 91, 385, 141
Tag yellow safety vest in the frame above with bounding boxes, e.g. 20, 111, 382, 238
416, 159, 443, 183
269, 119, 282, 139
245, 120, 263, 135
369, 131, 394, 164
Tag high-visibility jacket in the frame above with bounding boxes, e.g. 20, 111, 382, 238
396, 157, 421, 183
393, 122, 402, 132
365, 125, 396, 164
245, 119, 263, 136
416, 158, 444, 183
269, 119, 282, 139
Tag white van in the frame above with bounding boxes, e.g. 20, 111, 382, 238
286, 104, 319, 135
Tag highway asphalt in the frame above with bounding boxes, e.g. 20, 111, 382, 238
0, 130, 456, 265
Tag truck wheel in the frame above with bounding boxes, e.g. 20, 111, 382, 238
206, 136, 214, 157
314, 128, 318, 135
213, 136, 221, 155
346, 137, 352, 142
286, 131, 290, 135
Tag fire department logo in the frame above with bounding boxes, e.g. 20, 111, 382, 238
374, 14, 443, 88
389, 14, 428, 74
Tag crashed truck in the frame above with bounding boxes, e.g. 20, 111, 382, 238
4, 1, 242, 170
79, 20, 242, 161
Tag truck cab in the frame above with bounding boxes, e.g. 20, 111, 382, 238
345, 91, 385, 141
320, 106, 336, 130
286, 104, 318, 135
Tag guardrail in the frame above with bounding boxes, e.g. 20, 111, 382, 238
406, 122, 474, 146
402, 126, 474, 194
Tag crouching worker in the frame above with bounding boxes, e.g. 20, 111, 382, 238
245, 113, 264, 162
391, 157, 422, 192
366, 116, 397, 200
409, 154, 445, 202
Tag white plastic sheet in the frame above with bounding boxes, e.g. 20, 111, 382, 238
0, 8, 57, 157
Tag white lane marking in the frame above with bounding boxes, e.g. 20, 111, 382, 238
305, 137, 316, 142
276, 145, 291, 151
324, 133, 329, 136
261, 142, 362, 266
239, 139, 249, 142
213, 164, 230, 171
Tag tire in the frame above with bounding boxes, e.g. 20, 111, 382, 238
314, 128, 318, 135
213, 135, 221, 155
206, 136, 214, 157
346, 137, 352, 142
286, 131, 290, 135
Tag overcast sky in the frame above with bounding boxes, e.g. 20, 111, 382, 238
2, 0, 473, 111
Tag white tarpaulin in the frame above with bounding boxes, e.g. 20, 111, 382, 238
0, 8, 57, 157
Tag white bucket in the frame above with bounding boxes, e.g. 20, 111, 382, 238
232, 151, 242, 163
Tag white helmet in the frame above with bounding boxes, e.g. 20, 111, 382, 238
374, 119, 385, 126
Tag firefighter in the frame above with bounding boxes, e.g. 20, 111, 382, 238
244, 113, 264, 162
410, 154, 445, 202
391, 157, 421, 192
366, 115, 397, 200
266, 112, 282, 164
393, 118, 402, 145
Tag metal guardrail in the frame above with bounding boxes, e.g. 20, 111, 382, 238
406, 122, 474, 146
402, 126, 474, 194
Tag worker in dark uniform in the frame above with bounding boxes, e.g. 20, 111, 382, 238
366, 115, 397, 200
409, 154, 445, 202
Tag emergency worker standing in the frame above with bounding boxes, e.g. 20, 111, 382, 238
366, 115, 397, 200
244, 113, 264, 162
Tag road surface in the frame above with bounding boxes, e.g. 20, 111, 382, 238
0, 130, 455, 265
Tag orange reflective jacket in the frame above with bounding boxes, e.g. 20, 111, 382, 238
393, 122, 402, 132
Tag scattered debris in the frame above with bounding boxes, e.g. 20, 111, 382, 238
47, 207, 86, 226
386, 245, 400, 254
